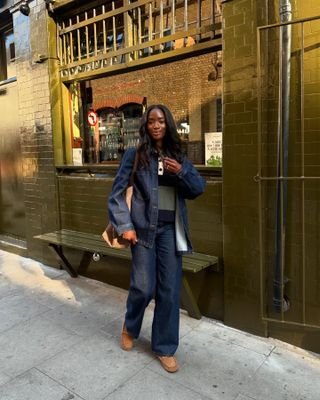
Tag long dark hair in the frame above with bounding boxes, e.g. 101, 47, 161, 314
137, 104, 183, 168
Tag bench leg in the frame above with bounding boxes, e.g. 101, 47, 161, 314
78, 251, 93, 275
180, 274, 202, 320
49, 244, 78, 278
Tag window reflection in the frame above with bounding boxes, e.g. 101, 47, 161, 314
0, 28, 15, 82
75, 51, 223, 166
97, 104, 142, 162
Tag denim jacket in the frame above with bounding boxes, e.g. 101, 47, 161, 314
108, 147, 206, 254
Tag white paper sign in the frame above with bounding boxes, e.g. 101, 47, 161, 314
72, 148, 83, 166
204, 132, 222, 166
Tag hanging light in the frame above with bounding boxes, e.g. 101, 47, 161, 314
45, 0, 55, 14
19, 1, 30, 16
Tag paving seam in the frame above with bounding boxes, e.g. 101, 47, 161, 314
34, 367, 87, 400
144, 365, 214, 400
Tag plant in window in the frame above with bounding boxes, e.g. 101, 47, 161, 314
206, 155, 222, 167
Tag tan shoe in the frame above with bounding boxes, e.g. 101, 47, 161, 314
157, 355, 179, 373
120, 324, 134, 351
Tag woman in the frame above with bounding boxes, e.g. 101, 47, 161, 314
108, 104, 205, 373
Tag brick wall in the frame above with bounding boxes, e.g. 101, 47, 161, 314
91, 52, 222, 163
223, 0, 270, 336
223, 0, 320, 349
13, 0, 57, 262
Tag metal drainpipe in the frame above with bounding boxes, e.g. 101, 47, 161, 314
273, 0, 292, 313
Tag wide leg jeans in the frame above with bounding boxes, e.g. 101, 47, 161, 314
125, 222, 182, 356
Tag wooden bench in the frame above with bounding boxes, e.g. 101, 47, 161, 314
34, 229, 219, 320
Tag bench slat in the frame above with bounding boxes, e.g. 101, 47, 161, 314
61, 229, 103, 242
34, 233, 123, 258
35, 229, 220, 320
183, 261, 214, 273
36, 231, 104, 246
35, 230, 218, 272
59, 229, 218, 267
35, 230, 104, 249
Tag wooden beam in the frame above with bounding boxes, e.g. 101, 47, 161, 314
85, 12, 89, 58
53, 0, 75, 9
77, 15, 81, 60
61, 37, 222, 82
124, 0, 133, 63
54, 0, 108, 14
69, 18, 74, 63
172, 0, 176, 34
112, 1, 117, 64
159, 0, 164, 52
59, 0, 153, 35
102, 5, 107, 53
197, 0, 201, 42
60, 22, 221, 71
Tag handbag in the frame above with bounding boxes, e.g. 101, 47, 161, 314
102, 151, 139, 249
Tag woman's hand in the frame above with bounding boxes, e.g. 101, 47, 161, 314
163, 157, 182, 174
122, 230, 138, 245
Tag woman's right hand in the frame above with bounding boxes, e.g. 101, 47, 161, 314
122, 230, 138, 245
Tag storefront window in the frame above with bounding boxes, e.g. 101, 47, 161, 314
60, 1, 222, 167
72, 52, 222, 166
97, 104, 142, 162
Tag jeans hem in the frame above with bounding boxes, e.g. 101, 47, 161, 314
124, 321, 140, 339
152, 350, 176, 357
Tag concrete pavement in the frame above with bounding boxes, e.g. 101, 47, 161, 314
0, 249, 319, 400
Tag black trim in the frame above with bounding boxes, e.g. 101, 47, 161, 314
56, 164, 222, 178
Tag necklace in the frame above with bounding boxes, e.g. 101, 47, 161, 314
158, 150, 164, 175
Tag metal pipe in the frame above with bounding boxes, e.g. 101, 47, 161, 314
273, 0, 292, 313
257, 24, 264, 322
255, 176, 320, 181
300, 22, 306, 324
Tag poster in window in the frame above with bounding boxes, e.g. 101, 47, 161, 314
72, 148, 83, 166
204, 132, 222, 167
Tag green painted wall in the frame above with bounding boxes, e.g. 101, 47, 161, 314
0, 2, 58, 262
223, 0, 320, 351
223, 0, 266, 337
56, 173, 224, 320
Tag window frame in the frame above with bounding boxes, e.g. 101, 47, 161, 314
55, 1, 223, 172
0, 22, 16, 85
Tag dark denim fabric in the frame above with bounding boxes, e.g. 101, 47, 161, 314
108, 147, 206, 253
125, 222, 182, 355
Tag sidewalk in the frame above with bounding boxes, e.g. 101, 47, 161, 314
0, 249, 319, 400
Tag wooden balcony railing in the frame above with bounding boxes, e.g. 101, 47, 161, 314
57, 0, 222, 81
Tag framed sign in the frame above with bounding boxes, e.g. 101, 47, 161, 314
87, 110, 98, 126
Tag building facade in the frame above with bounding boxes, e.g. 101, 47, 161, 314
0, 0, 57, 262
0, 0, 319, 352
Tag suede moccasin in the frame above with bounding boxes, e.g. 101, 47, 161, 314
120, 324, 134, 351
157, 355, 179, 373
